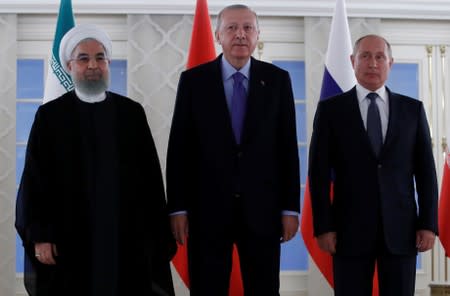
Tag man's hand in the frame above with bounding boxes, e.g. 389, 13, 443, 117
416, 229, 436, 252
316, 232, 337, 255
170, 214, 189, 245
281, 215, 299, 242
34, 242, 58, 265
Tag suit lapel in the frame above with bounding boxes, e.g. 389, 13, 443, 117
208, 56, 236, 143
210, 56, 229, 112
241, 58, 266, 145
346, 88, 379, 157
380, 89, 400, 156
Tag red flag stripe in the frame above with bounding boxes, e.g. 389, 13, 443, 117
439, 152, 450, 257
186, 0, 216, 69
300, 180, 334, 286
171, 243, 190, 287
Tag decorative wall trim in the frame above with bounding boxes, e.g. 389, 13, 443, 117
2, 0, 450, 20
0, 13, 17, 296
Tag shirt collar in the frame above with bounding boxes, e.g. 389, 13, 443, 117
356, 84, 387, 104
221, 56, 251, 82
75, 88, 107, 103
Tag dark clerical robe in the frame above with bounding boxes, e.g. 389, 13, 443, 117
16, 91, 176, 296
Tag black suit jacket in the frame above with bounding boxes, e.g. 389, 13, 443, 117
308, 86, 438, 256
167, 55, 300, 237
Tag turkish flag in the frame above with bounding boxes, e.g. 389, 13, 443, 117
171, 1, 243, 295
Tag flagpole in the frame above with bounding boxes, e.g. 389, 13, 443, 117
429, 43, 450, 296
440, 43, 448, 284
440, 45, 447, 156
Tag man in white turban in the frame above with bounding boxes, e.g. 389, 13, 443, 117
16, 24, 176, 296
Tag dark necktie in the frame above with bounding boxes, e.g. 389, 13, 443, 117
366, 92, 383, 156
231, 72, 247, 144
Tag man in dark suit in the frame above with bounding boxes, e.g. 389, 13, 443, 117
166, 4, 300, 295
308, 34, 438, 296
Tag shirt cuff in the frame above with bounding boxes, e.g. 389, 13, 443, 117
282, 210, 299, 216
169, 210, 187, 216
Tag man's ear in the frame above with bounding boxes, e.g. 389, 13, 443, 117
215, 32, 221, 45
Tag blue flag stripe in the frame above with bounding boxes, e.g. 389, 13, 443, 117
320, 67, 344, 101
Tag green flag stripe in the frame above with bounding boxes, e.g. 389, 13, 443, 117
52, 0, 75, 66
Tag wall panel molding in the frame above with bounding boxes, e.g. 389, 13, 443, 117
1, 0, 450, 20
0, 13, 17, 296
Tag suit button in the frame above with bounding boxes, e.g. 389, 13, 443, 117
378, 164, 382, 169
234, 193, 241, 198
237, 151, 243, 158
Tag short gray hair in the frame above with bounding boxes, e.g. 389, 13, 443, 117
215, 4, 259, 33
353, 34, 392, 58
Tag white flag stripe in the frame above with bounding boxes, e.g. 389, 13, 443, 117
325, 0, 355, 91
43, 54, 73, 101
43, 0, 75, 103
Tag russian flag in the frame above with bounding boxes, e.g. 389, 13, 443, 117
318, 0, 355, 100
301, 0, 381, 295
300, 0, 354, 288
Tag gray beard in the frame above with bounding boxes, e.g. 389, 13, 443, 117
73, 77, 110, 96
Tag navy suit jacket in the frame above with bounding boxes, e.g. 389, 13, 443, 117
308, 86, 438, 256
167, 55, 300, 238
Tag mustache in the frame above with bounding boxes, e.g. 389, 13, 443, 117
84, 69, 102, 76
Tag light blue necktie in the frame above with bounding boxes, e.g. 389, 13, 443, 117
367, 92, 383, 156
231, 72, 247, 144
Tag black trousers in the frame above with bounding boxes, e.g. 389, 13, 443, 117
333, 225, 417, 296
333, 251, 416, 296
188, 201, 281, 296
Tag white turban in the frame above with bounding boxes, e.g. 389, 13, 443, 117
59, 24, 112, 74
